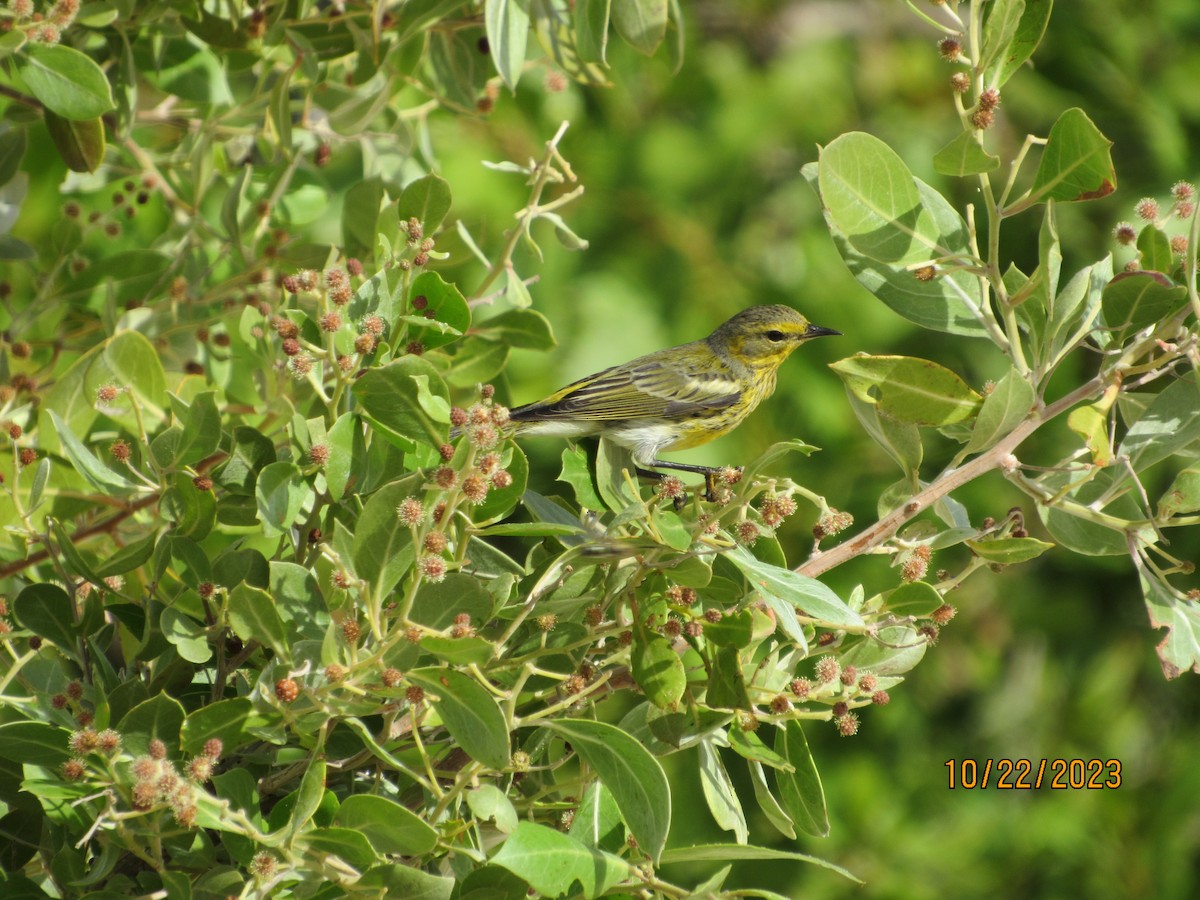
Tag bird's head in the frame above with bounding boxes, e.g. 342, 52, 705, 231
708, 305, 839, 372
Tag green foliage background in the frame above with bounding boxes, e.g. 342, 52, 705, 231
1, 0, 1199, 896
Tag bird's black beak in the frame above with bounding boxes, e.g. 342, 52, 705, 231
803, 324, 841, 339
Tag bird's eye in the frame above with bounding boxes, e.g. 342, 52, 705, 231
766, 330, 785, 342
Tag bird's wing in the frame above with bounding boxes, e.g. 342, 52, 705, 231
512, 349, 742, 422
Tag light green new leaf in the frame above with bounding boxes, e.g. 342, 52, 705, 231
1158, 468, 1200, 517
831, 355, 981, 427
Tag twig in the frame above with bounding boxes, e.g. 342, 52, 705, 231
797, 375, 1106, 579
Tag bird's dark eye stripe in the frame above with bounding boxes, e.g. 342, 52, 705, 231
766, 330, 785, 342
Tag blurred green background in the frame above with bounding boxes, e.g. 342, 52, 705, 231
432, 1, 1200, 896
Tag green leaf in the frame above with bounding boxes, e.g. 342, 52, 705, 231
0, 127, 27, 187
698, 739, 747, 842
446, 337, 510, 388
491, 822, 631, 898
161, 606, 210, 663
95, 533, 157, 580
885, 581, 943, 617
255, 461, 313, 536
486, 0, 530, 89
298, 827, 376, 870
181, 697, 270, 755
43, 110, 105, 173
1140, 572, 1200, 679
342, 176, 384, 261
805, 134, 984, 335
397, 173, 453, 235
1101, 271, 1188, 344
350, 475, 420, 600
13, 583, 78, 656
227, 583, 289, 660
532, 0, 611, 86
0, 722, 73, 766
117, 693, 186, 757
420, 635, 496, 666
965, 368, 1036, 453
542, 718, 671, 862
1026, 108, 1116, 205
701, 609, 753, 649
978, 0, 1025, 77
658, 843, 859, 883
830, 355, 981, 427
558, 445, 606, 510
631, 631, 686, 708
353, 356, 451, 450
335, 795, 439, 855
407, 668, 510, 770
47, 410, 136, 497
477, 307, 556, 349
1158, 467, 1200, 517
995, 0, 1053, 86
324, 412, 362, 501
728, 725, 793, 772
775, 720, 828, 837
290, 757, 327, 835
847, 392, 923, 478
575, 0, 611, 63
748, 759, 796, 840
932, 129, 1000, 177
1137, 224, 1174, 274
173, 391, 222, 467
1118, 373, 1200, 472
356, 864, 456, 898
215, 426, 276, 495
467, 784, 520, 835
725, 545, 863, 628
611, 0, 667, 55
966, 536, 1055, 564
20, 44, 115, 119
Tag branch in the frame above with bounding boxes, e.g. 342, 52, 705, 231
797, 375, 1107, 579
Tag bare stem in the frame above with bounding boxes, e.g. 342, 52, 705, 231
797, 375, 1106, 579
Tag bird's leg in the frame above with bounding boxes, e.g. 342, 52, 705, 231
640, 459, 728, 503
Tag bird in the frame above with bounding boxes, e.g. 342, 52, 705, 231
501, 305, 839, 498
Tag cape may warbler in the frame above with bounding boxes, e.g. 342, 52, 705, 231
504, 305, 838, 494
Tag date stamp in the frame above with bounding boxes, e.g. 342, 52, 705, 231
945, 758, 1122, 789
